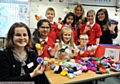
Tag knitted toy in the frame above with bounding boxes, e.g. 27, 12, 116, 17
88, 45, 97, 55
109, 19, 118, 25
35, 42, 46, 50
96, 57, 110, 74
78, 41, 86, 50
35, 14, 40, 21
86, 21, 92, 28
37, 57, 49, 66
78, 19, 82, 24
110, 62, 120, 72
58, 46, 68, 52
58, 17, 62, 24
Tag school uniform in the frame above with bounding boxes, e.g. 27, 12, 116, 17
54, 41, 77, 60
74, 45, 94, 59
39, 37, 54, 58
48, 30, 57, 43
48, 22, 58, 42
80, 23, 102, 45
50, 22, 58, 32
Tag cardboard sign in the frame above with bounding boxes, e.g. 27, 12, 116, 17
95, 44, 120, 61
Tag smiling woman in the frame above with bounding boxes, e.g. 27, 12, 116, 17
0, 22, 49, 83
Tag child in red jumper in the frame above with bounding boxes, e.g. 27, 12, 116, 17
56, 12, 78, 45
74, 33, 97, 59
33, 19, 57, 58
80, 9, 102, 46
45, 7, 58, 42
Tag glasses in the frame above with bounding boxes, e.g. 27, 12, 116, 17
80, 38, 88, 41
40, 26, 50, 30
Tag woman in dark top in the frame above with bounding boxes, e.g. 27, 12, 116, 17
96, 8, 118, 44
73, 4, 87, 44
73, 4, 86, 24
0, 22, 49, 84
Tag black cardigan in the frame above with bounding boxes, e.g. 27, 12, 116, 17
0, 48, 49, 84
100, 26, 118, 44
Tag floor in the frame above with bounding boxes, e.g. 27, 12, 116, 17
97, 76, 120, 84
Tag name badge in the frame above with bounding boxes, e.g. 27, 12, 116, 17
27, 62, 34, 68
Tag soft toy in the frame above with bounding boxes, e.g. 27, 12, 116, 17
86, 21, 92, 28
58, 46, 68, 52
109, 19, 118, 25
78, 19, 82, 24
58, 17, 62, 24
110, 62, 120, 72
35, 14, 40, 21
88, 45, 97, 55
37, 57, 49, 66
35, 42, 47, 50
54, 65, 62, 74
96, 58, 110, 74
67, 73, 76, 79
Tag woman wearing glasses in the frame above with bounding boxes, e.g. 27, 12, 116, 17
33, 19, 57, 58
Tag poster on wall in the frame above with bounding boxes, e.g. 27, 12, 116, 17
0, 3, 29, 37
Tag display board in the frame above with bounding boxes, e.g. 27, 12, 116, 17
0, 3, 29, 37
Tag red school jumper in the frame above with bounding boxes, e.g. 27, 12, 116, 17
39, 38, 54, 58
74, 47, 94, 60
48, 22, 58, 43
80, 23, 102, 45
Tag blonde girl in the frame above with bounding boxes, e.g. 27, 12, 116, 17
54, 27, 77, 60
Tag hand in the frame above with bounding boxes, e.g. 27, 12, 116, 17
30, 64, 45, 78
49, 44, 59, 57
80, 50, 85, 55
78, 23, 82, 29
37, 49, 44, 56
58, 23, 62, 29
108, 24, 116, 33
83, 26, 90, 33
54, 44, 59, 51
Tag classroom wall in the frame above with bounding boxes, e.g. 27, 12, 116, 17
29, 1, 120, 29
29, 2, 66, 29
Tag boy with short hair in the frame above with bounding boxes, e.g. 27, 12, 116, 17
74, 33, 97, 59
45, 7, 58, 42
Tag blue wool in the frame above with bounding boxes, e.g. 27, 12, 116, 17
37, 57, 43, 63
88, 57, 93, 61
68, 69, 74, 73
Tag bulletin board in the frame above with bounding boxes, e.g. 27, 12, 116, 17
0, 3, 29, 37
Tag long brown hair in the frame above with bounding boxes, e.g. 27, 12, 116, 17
74, 4, 85, 21
6, 22, 33, 49
96, 8, 109, 31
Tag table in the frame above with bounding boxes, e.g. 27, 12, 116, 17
45, 69, 120, 84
